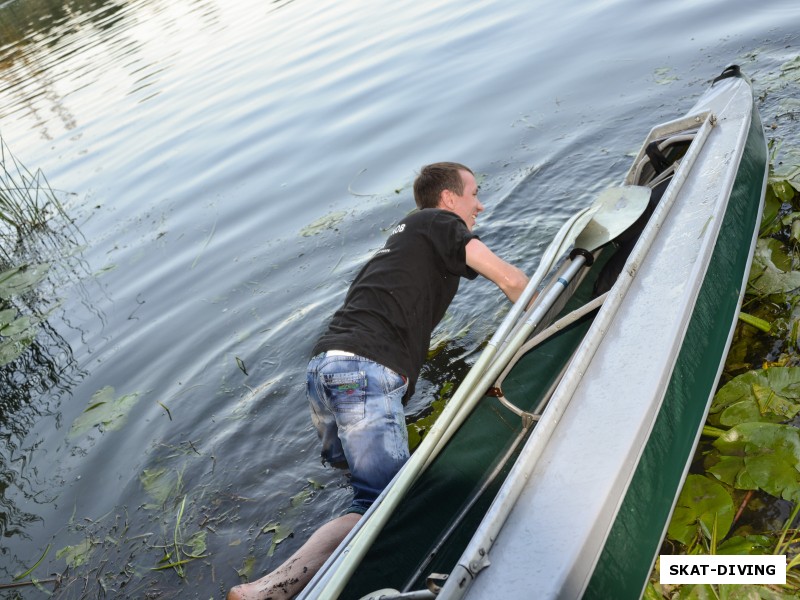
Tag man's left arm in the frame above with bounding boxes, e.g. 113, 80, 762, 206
465, 238, 528, 303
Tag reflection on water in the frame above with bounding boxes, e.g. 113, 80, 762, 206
0, 0, 124, 140
0, 135, 97, 577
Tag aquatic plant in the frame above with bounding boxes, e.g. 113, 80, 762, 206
0, 135, 68, 259
647, 64, 800, 597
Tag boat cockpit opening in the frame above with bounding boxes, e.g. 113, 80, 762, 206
329, 113, 721, 600
489, 125, 703, 417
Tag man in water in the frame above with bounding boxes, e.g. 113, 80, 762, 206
228, 162, 528, 600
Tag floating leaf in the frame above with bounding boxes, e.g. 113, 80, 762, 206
748, 238, 800, 295
140, 467, 182, 507
709, 367, 800, 426
407, 381, 455, 451
262, 522, 293, 557
781, 55, 800, 82
653, 66, 678, 85
299, 211, 347, 237
0, 307, 40, 367
675, 584, 717, 599
760, 189, 782, 235
0, 308, 17, 326
0, 336, 33, 366
0, 264, 50, 299
716, 586, 791, 600
0, 315, 35, 336
68, 386, 142, 439
56, 538, 93, 568
290, 489, 313, 508
236, 555, 256, 579
186, 530, 207, 557
769, 180, 796, 203
667, 474, 734, 546
716, 534, 773, 555
708, 422, 800, 503
772, 148, 800, 194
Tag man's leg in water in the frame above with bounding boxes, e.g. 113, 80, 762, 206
228, 354, 409, 599
227, 512, 360, 600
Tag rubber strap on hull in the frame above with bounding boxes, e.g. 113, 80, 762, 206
712, 64, 741, 85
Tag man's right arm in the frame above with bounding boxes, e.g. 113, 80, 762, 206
465, 238, 528, 303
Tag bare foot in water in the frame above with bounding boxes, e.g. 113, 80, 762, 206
227, 578, 294, 600
226, 513, 360, 600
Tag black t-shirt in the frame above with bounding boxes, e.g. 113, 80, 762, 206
312, 209, 479, 399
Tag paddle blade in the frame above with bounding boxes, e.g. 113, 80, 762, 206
574, 186, 651, 251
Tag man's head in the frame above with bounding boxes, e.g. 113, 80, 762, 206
413, 162, 484, 231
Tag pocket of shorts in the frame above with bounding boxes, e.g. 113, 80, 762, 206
382, 367, 408, 396
322, 370, 366, 426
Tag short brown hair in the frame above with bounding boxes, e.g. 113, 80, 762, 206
413, 162, 473, 209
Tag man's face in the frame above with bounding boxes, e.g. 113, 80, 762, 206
448, 170, 484, 231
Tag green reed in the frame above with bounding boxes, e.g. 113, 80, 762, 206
0, 134, 67, 260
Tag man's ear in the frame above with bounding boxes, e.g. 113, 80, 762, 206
439, 188, 454, 210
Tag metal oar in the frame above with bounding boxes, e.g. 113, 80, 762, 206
299, 186, 651, 600
427, 185, 651, 463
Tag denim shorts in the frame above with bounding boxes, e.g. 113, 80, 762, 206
307, 351, 409, 514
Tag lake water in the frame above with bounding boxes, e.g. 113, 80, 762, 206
1, 0, 800, 597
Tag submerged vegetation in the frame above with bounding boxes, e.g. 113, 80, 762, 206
647, 59, 800, 598
0, 135, 67, 369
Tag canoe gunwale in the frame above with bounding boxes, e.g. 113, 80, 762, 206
438, 109, 719, 600
299, 70, 768, 600
449, 73, 767, 600
589, 97, 769, 600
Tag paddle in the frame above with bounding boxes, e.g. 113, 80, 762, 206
434, 185, 651, 458
298, 185, 652, 600
494, 185, 651, 358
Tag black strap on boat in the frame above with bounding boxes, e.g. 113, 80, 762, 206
712, 65, 741, 85
645, 140, 671, 175
569, 247, 594, 266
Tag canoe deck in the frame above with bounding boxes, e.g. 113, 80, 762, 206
298, 66, 768, 600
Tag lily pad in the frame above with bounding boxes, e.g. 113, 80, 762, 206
781, 55, 800, 83
748, 238, 800, 295
760, 189, 782, 234
707, 422, 800, 503
769, 179, 796, 203
0, 335, 34, 366
715, 534, 773, 555
0, 308, 17, 325
68, 386, 142, 439
0, 305, 40, 366
0, 264, 50, 299
709, 367, 800, 426
667, 474, 734, 546
772, 149, 800, 194
718, 586, 793, 600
